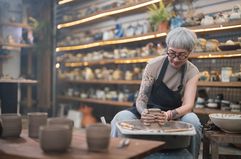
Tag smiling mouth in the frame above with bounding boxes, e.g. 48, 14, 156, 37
172, 61, 180, 65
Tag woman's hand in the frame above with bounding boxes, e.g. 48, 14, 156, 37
140, 109, 155, 125
141, 109, 168, 126
156, 111, 168, 126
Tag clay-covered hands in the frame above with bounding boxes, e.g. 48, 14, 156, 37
141, 108, 168, 126
155, 111, 168, 126
141, 109, 155, 125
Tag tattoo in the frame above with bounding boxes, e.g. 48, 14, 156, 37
171, 109, 180, 119
136, 67, 155, 114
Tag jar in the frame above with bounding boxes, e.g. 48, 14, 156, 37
221, 67, 232, 82
230, 103, 241, 112
221, 100, 231, 111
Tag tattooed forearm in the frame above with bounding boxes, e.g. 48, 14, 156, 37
171, 109, 181, 119
136, 70, 155, 114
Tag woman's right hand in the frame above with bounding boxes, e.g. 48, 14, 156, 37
140, 109, 155, 125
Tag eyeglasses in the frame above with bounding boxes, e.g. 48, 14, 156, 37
167, 49, 189, 60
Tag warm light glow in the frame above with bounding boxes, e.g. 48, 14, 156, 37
55, 63, 60, 68
155, 32, 167, 37
55, 24, 241, 52
196, 53, 241, 58
57, 0, 160, 29
58, 0, 74, 5
193, 24, 241, 33
56, 42, 101, 52
64, 56, 156, 67
114, 57, 153, 64
56, 33, 165, 52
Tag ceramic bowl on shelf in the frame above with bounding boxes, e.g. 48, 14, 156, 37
218, 43, 241, 51
209, 113, 241, 133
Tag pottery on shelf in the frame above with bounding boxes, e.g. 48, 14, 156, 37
80, 106, 96, 128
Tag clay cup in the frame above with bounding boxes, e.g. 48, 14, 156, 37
86, 123, 111, 152
47, 117, 74, 145
39, 125, 71, 152
28, 112, 48, 138
0, 113, 22, 138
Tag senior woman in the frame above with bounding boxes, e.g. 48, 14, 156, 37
110, 27, 202, 159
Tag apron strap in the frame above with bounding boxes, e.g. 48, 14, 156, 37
156, 56, 186, 93
177, 63, 186, 93
156, 57, 169, 83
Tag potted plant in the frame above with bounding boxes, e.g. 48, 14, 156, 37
148, 0, 172, 32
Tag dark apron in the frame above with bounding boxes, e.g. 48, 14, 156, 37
129, 57, 186, 118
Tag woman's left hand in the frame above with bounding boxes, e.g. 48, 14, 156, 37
156, 111, 168, 126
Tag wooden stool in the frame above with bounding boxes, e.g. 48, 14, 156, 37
203, 129, 241, 159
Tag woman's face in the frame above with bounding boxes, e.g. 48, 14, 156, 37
167, 47, 190, 69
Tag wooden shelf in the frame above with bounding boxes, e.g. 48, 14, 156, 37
188, 19, 241, 33
57, 0, 160, 29
197, 81, 241, 87
0, 22, 33, 30
59, 79, 241, 87
193, 108, 241, 115
64, 55, 156, 67
56, 20, 241, 52
0, 79, 38, 84
59, 79, 141, 85
190, 50, 241, 59
0, 54, 13, 58
57, 95, 132, 107
0, 43, 33, 48
56, 32, 166, 52
62, 50, 241, 67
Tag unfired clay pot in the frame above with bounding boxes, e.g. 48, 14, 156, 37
47, 117, 74, 145
28, 112, 48, 138
86, 123, 111, 152
0, 113, 22, 138
39, 125, 71, 152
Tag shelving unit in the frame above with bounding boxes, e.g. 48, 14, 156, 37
0, 21, 37, 114
62, 50, 241, 67
193, 107, 241, 115
0, 43, 33, 48
0, 22, 33, 30
56, 0, 160, 29
59, 79, 241, 88
57, 95, 132, 107
54, 0, 241, 119
0, 79, 37, 114
56, 20, 241, 52
60, 79, 141, 85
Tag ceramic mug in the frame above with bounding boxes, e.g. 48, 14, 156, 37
47, 117, 74, 145
86, 123, 111, 152
39, 125, 71, 152
28, 112, 48, 138
0, 113, 22, 138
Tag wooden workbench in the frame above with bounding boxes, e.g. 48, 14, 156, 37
0, 129, 165, 159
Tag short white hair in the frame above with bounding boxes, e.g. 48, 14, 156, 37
166, 27, 197, 52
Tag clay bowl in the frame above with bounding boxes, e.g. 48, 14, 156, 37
209, 113, 241, 133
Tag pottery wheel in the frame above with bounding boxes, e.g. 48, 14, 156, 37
118, 120, 193, 133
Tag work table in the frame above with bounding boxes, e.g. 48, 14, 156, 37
0, 129, 165, 159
